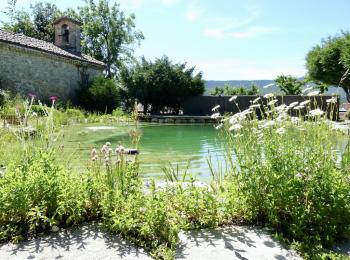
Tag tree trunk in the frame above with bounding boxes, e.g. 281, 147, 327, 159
342, 86, 350, 103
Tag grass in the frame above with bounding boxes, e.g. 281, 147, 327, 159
0, 95, 350, 259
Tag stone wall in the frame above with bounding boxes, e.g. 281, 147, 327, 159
182, 95, 340, 121
0, 42, 103, 101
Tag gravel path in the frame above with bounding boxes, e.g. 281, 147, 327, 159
0, 223, 302, 259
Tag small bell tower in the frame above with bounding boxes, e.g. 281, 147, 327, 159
53, 16, 82, 54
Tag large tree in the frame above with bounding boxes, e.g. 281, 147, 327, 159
79, 0, 144, 78
306, 32, 350, 101
120, 56, 205, 114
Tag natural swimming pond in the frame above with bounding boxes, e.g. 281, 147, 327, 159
61, 123, 226, 181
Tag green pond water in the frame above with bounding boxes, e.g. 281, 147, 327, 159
61, 123, 226, 181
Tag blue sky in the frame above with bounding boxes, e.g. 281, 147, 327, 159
0, 0, 349, 80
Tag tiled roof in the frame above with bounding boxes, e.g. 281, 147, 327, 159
0, 29, 105, 67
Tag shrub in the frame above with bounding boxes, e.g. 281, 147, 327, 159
65, 108, 85, 119
76, 76, 121, 113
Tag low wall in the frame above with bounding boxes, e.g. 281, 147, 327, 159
182, 95, 339, 121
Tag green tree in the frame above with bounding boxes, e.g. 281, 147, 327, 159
274, 75, 303, 95
2, 2, 62, 42
80, 0, 144, 78
76, 76, 120, 113
306, 32, 350, 101
120, 56, 205, 114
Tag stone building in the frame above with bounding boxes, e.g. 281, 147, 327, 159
0, 17, 105, 101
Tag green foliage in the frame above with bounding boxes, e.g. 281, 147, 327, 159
120, 56, 205, 114
2, 2, 66, 42
274, 75, 304, 95
0, 149, 92, 242
210, 83, 259, 96
216, 94, 350, 257
306, 32, 350, 101
76, 76, 121, 113
80, 0, 144, 78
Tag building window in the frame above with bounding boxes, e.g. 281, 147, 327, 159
61, 24, 69, 43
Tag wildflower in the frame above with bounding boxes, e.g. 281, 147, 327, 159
287, 101, 299, 109
28, 93, 36, 99
276, 127, 285, 135
308, 109, 324, 117
307, 90, 320, 96
295, 173, 303, 179
212, 105, 220, 111
326, 97, 337, 104
32, 112, 38, 117
276, 112, 288, 122
106, 142, 111, 147
294, 105, 304, 110
301, 87, 313, 93
275, 104, 287, 112
249, 104, 260, 109
267, 99, 277, 106
291, 117, 300, 124
49, 96, 58, 104
263, 93, 274, 99
229, 95, 238, 102
263, 83, 274, 89
300, 100, 310, 106
115, 144, 125, 154
215, 123, 223, 130
260, 120, 275, 129
211, 113, 220, 119
252, 97, 261, 104
229, 124, 243, 131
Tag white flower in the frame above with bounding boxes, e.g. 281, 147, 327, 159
276, 112, 289, 122
212, 105, 220, 111
215, 123, 223, 130
260, 120, 275, 129
229, 124, 243, 131
263, 93, 274, 99
267, 99, 278, 106
307, 90, 320, 96
275, 104, 287, 112
302, 87, 313, 93
250, 104, 260, 109
229, 95, 238, 102
300, 100, 310, 106
295, 173, 303, 178
291, 117, 300, 124
263, 83, 274, 89
106, 142, 111, 147
294, 105, 304, 110
276, 127, 285, 135
32, 112, 38, 117
211, 113, 220, 119
252, 97, 261, 104
326, 97, 337, 104
308, 109, 324, 117
287, 101, 299, 109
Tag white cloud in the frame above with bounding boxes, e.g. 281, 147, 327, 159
184, 3, 204, 22
186, 58, 306, 80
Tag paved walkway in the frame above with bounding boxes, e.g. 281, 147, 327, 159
0, 223, 302, 259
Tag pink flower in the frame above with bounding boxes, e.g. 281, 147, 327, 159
49, 96, 58, 104
28, 93, 36, 99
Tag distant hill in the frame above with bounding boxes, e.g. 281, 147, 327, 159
205, 80, 347, 103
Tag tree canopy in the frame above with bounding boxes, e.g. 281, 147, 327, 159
306, 32, 350, 101
274, 75, 304, 95
120, 56, 205, 114
210, 83, 258, 96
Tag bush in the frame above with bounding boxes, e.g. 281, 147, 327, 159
65, 108, 85, 119
76, 76, 121, 113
